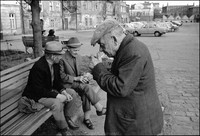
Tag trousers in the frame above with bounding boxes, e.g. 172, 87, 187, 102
71, 82, 100, 112
38, 88, 82, 129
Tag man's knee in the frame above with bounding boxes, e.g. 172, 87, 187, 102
66, 88, 78, 97
51, 99, 64, 111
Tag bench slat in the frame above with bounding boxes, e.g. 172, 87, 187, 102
22, 111, 52, 135
1, 78, 27, 97
2, 112, 32, 135
0, 64, 33, 82
1, 71, 29, 89
0, 108, 20, 126
1, 100, 19, 118
4, 108, 52, 135
0, 112, 25, 132
0, 57, 39, 77
1, 92, 21, 111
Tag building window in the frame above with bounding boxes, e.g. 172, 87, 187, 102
49, 1, 54, 11
29, 20, 32, 29
50, 19, 54, 27
90, 18, 92, 26
85, 17, 88, 26
56, 2, 60, 11
9, 13, 16, 29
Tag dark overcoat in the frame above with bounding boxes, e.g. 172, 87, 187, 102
22, 56, 63, 102
92, 34, 163, 135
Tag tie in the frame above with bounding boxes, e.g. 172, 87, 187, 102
50, 64, 54, 84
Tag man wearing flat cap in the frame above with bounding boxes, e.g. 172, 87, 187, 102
90, 19, 164, 135
60, 37, 106, 130
22, 41, 82, 136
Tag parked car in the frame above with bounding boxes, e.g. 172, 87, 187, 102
171, 20, 182, 26
166, 22, 179, 32
156, 22, 171, 32
134, 23, 166, 37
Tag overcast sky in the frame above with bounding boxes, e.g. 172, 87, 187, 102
125, 1, 199, 7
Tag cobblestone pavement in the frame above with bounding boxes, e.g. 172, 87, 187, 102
142, 23, 199, 135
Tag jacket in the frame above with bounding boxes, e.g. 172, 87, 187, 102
60, 51, 82, 88
22, 56, 63, 102
92, 34, 163, 135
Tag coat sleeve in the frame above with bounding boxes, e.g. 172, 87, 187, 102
92, 54, 145, 97
59, 59, 74, 84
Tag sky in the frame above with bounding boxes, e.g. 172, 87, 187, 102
125, 1, 199, 7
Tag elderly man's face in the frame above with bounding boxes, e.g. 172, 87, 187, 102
98, 33, 117, 57
52, 54, 62, 63
69, 47, 80, 57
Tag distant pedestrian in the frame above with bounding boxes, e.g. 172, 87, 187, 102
90, 19, 164, 135
48, 29, 56, 37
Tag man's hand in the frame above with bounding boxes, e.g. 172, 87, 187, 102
62, 90, 73, 102
89, 55, 102, 69
56, 94, 67, 103
74, 76, 89, 84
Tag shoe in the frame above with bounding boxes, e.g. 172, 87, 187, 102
83, 119, 95, 130
96, 107, 106, 116
66, 117, 79, 130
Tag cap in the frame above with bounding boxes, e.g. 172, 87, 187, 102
66, 37, 83, 48
45, 41, 65, 55
91, 19, 121, 46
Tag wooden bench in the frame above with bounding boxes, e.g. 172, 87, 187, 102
22, 36, 59, 53
0, 58, 53, 135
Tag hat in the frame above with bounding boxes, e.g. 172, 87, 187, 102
67, 37, 83, 48
45, 41, 65, 55
91, 19, 121, 46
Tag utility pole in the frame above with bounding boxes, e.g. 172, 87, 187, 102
20, 0, 25, 34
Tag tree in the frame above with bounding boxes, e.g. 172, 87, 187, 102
24, 0, 43, 58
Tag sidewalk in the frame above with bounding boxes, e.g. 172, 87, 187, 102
0, 29, 95, 42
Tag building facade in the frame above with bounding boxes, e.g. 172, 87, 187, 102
129, 2, 157, 22
0, 1, 130, 35
1, 1, 22, 35
162, 4, 199, 22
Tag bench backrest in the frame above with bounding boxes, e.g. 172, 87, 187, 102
0, 58, 39, 129
22, 36, 59, 47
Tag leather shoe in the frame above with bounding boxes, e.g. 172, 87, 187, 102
66, 117, 79, 130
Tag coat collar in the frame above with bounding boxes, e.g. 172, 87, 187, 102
115, 34, 134, 58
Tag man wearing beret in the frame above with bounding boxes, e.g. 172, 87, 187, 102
90, 19, 164, 135
22, 41, 82, 136
60, 37, 106, 130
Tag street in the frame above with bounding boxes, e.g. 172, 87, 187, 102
0, 23, 199, 135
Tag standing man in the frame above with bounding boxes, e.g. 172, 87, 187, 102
60, 37, 106, 130
22, 41, 82, 136
90, 19, 163, 135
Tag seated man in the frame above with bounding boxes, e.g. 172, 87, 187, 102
60, 37, 106, 130
21, 41, 82, 136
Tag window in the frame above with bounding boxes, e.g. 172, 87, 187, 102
49, 1, 54, 11
9, 13, 16, 29
90, 18, 92, 26
56, 2, 60, 11
85, 17, 88, 26
29, 20, 32, 29
50, 19, 54, 27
